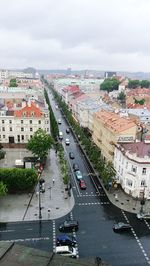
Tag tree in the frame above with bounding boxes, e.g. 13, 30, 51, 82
128, 80, 140, 89
101, 161, 116, 186
27, 129, 54, 163
134, 98, 145, 105
0, 181, 7, 196
9, 78, 18, 87
140, 80, 150, 88
100, 78, 120, 92
117, 91, 126, 102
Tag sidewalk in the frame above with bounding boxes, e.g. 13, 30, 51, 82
0, 149, 75, 222
103, 186, 150, 214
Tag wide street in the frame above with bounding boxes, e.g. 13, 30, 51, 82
0, 90, 150, 265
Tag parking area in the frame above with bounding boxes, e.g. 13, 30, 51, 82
0, 148, 32, 168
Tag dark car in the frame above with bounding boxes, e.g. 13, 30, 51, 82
113, 222, 131, 232
79, 179, 86, 190
73, 163, 79, 171
69, 152, 75, 159
59, 220, 79, 232
66, 128, 70, 134
56, 234, 77, 247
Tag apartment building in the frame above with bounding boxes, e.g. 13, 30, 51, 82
114, 141, 150, 199
92, 110, 137, 161
0, 100, 50, 146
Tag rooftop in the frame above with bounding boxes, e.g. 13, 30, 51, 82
94, 110, 136, 133
121, 141, 150, 158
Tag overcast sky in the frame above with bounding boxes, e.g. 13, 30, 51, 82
0, 0, 150, 71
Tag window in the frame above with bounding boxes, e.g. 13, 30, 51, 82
2, 120, 4, 124
142, 168, 146, 175
21, 135, 24, 140
10, 127, 12, 131
17, 135, 20, 142
31, 112, 35, 117
21, 127, 24, 132
2, 127, 5, 131
30, 128, 33, 132
38, 120, 41, 124
126, 179, 133, 187
141, 180, 146, 186
132, 165, 137, 173
21, 120, 23, 124
3, 135, 5, 138
23, 112, 26, 117
30, 120, 32, 124
9, 120, 12, 124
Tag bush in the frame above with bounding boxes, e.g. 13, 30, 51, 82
0, 150, 6, 160
0, 168, 38, 193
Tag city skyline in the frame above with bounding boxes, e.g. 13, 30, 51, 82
0, 0, 150, 72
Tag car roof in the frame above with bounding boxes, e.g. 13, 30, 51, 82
64, 220, 78, 224
57, 235, 70, 240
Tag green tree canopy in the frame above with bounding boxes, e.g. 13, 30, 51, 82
117, 91, 126, 102
128, 79, 140, 89
140, 80, 150, 88
0, 181, 7, 196
100, 78, 120, 92
27, 129, 54, 163
134, 98, 145, 105
9, 78, 18, 87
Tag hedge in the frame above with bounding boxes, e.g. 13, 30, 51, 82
0, 168, 38, 193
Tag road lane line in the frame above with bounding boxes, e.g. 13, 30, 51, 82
122, 210, 150, 264
4, 237, 50, 242
52, 220, 56, 252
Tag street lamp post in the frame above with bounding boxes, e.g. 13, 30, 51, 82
39, 181, 42, 220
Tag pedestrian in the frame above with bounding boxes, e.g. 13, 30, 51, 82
115, 193, 118, 201
53, 178, 55, 185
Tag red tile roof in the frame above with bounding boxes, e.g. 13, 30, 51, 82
94, 110, 136, 133
14, 102, 42, 118
127, 88, 150, 97
63, 85, 79, 93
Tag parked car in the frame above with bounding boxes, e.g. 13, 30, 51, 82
59, 131, 63, 140
137, 212, 150, 220
55, 246, 77, 258
69, 152, 75, 159
65, 138, 70, 145
73, 163, 79, 171
58, 118, 61, 124
75, 170, 83, 181
56, 234, 77, 247
59, 220, 79, 232
66, 128, 70, 134
113, 222, 131, 232
79, 179, 86, 190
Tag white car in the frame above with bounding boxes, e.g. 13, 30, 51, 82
58, 118, 61, 124
65, 138, 70, 145
55, 246, 77, 258
137, 212, 150, 220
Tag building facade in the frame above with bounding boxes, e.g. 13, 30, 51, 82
0, 101, 50, 146
92, 110, 137, 161
114, 141, 150, 199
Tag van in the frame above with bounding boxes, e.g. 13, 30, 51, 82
59, 131, 63, 140
55, 246, 77, 258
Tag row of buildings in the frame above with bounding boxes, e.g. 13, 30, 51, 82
51, 77, 150, 200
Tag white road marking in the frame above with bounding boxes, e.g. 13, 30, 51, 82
52, 220, 56, 252
122, 210, 150, 264
4, 237, 50, 242
0, 229, 15, 233
77, 202, 110, 206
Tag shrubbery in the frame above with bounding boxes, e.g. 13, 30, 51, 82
0, 168, 38, 193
